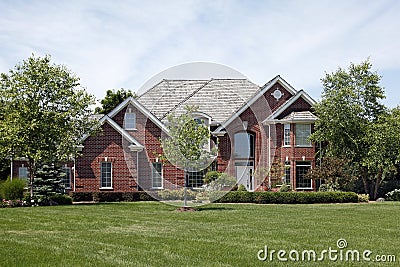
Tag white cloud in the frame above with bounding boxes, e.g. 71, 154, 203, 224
0, 0, 399, 107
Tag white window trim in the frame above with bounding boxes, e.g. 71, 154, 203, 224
151, 162, 163, 189
124, 112, 137, 130
100, 162, 113, 189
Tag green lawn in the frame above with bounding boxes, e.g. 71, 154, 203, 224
1, 202, 399, 266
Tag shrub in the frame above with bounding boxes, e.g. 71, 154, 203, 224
357, 194, 370, 203
0, 178, 27, 200
204, 171, 221, 184
49, 194, 72, 205
158, 188, 196, 201
279, 184, 291, 192
215, 191, 358, 204
385, 189, 400, 201
237, 184, 247, 192
214, 191, 254, 203
69, 192, 93, 202
69, 191, 156, 202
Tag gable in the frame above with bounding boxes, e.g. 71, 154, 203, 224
214, 75, 301, 132
107, 97, 169, 134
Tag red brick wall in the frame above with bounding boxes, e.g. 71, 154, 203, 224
75, 122, 138, 192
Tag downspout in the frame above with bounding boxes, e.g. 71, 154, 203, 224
73, 156, 76, 192
268, 124, 271, 189
136, 151, 139, 191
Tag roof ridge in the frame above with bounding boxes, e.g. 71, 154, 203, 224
160, 79, 212, 120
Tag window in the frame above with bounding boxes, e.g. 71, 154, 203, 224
124, 112, 136, 130
187, 171, 204, 188
100, 162, 112, 188
296, 161, 312, 189
18, 166, 28, 180
234, 132, 255, 159
62, 167, 71, 189
284, 124, 291, 146
152, 162, 163, 188
284, 161, 291, 184
295, 124, 311, 146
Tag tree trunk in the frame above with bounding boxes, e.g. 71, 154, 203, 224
373, 169, 383, 200
361, 167, 370, 196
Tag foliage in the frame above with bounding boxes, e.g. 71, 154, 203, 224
306, 157, 357, 191
69, 191, 155, 202
385, 189, 400, 201
213, 191, 359, 204
1, 199, 27, 208
48, 194, 72, 205
205, 172, 236, 191
161, 105, 217, 206
0, 178, 26, 200
204, 171, 220, 184
33, 164, 66, 200
157, 188, 197, 201
94, 88, 136, 114
310, 59, 400, 199
279, 183, 291, 192
269, 160, 285, 186
161, 105, 217, 172
0, 55, 98, 200
357, 194, 370, 203
237, 184, 247, 192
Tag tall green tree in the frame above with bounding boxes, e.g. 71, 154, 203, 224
310, 59, 392, 199
0, 55, 98, 199
95, 88, 136, 114
363, 107, 400, 199
161, 106, 217, 206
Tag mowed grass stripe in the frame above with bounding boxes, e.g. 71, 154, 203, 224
1, 202, 399, 266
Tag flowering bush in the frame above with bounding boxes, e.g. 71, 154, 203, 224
385, 189, 400, 201
1, 199, 27, 208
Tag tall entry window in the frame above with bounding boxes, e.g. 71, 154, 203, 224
234, 132, 255, 159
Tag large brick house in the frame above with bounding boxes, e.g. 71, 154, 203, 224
13, 75, 318, 192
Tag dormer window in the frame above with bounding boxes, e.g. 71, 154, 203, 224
124, 109, 136, 130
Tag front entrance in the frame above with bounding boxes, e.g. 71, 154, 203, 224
235, 162, 254, 191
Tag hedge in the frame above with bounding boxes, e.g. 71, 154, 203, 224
70, 191, 156, 202
214, 191, 358, 204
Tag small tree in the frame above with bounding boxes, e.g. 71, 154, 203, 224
161, 106, 217, 206
33, 164, 66, 201
305, 157, 357, 191
95, 88, 136, 114
0, 55, 98, 201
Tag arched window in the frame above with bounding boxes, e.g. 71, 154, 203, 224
234, 132, 255, 159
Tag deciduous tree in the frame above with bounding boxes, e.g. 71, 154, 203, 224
95, 88, 136, 114
0, 55, 98, 200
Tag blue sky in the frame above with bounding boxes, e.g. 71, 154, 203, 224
0, 0, 399, 107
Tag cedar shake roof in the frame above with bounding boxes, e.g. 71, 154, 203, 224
137, 78, 260, 124
280, 111, 318, 122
